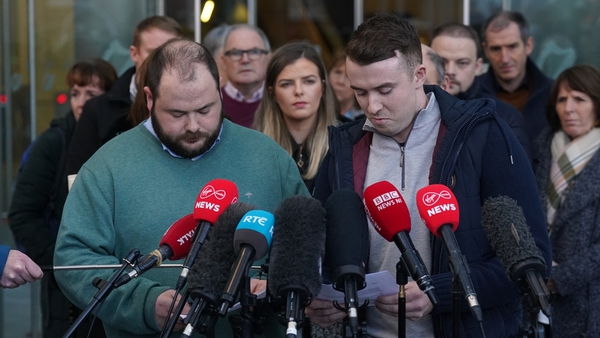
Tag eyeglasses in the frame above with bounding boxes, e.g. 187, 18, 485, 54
224, 48, 269, 61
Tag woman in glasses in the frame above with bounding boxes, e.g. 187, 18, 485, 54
253, 41, 337, 191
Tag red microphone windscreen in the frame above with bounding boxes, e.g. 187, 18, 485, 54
159, 214, 197, 260
193, 179, 239, 224
363, 181, 411, 242
416, 184, 459, 235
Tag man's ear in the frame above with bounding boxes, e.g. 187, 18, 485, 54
475, 57, 484, 76
441, 75, 451, 92
414, 64, 427, 88
144, 86, 154, 113
130, 45, 140, 67
525, 36, 534, 56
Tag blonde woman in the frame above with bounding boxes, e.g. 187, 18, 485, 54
254, 41, 337, 191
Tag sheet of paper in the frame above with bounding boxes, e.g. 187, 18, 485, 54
316, 270, 398, 306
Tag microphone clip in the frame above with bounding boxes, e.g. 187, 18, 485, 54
273, 284, 312, 331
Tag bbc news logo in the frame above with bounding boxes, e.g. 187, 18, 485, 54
373, 190, 400, 206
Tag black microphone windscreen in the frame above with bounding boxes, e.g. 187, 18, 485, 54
481, 196, 546, 278
187, 202, 257, 294
269, 196, 326, 299
324, 189, 369, 284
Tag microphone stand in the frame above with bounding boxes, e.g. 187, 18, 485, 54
451, 277, 461, 338
331, 267, 368, 338
41, 263, 183, 271
229, 271, 256, 338
62, 248, 140, 338
180, 289, 220, 338
519, 285, 552, 338
395, 260, 408, 338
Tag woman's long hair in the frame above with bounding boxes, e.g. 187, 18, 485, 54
128, 51, 154, 127
253, 41, 337, 180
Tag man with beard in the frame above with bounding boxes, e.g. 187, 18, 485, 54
54, 39, 309, 338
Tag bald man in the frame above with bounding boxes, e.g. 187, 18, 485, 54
421, 44, 450, 90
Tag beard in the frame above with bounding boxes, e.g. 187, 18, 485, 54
151, 106, 223, 158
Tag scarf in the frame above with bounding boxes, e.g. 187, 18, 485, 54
546, 127, 600, 226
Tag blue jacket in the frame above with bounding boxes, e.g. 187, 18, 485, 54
0, 245, 9, 275
313, 85, 552, 338
478, 58, 553, 142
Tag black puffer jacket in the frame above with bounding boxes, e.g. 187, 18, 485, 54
9, 111, 76, 265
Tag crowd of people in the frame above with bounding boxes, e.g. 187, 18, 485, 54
2, 8, 598, 338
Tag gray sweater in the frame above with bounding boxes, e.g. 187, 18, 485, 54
364, 93, 440, 338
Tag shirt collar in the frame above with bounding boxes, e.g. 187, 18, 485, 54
143, 117, 223, 161
129, 73, 137, 102
223, 82, 264, 103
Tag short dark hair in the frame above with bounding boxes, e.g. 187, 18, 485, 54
431, 22, 482, 58
66, 58, 117, 92
546, 64, 600, 132
346, 12, 422, 72
481, 11, 530, 44
146, 38, 220, 100
132, 16, 183, 47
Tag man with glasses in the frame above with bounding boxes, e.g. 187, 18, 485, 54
221, 24, 271, 128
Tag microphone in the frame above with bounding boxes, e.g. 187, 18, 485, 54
416, 184, 482, 322
180, 202, 257, 337
481, 196, 551, 317
218, 209, 274, 315
324, 189, 369, 337
176, 179, 239, 289
114, 214, 196, 288
269, 196, 326, 338
363, 181, 439, 306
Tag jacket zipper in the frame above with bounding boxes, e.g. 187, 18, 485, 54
399, 145, 406, 191
434, 111, 490, 338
